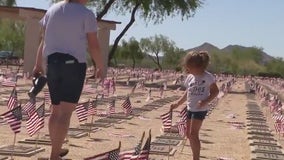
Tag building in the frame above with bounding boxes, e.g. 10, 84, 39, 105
0, 5, 119, 76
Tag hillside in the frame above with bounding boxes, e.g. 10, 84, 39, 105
186, 42, 275, 63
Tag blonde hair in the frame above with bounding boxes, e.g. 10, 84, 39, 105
182, 50, 210, 72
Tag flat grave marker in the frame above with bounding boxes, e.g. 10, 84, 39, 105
252, 152, 284, 160
68, 128, 89, 138
0, 145, 44, 157
95, 118, 124, 124
248, 129, 273, 136
251, 144, 283, 154
80, 122, 112, 128
249, 139, 278, 146
150, 145, 176, 156
151, 138, 182, 146
108, 113, 133, 120
18, 135, 67, 145
156, 133, 184, 140
248, 134, 275, 141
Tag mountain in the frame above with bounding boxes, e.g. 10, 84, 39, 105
185, 42, 220, 53
221, 45, 274, 63
186, 42, 274, 63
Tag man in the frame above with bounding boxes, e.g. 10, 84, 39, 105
33, 0, 104, 159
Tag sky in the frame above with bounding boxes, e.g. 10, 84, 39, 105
16, 0, 284, 58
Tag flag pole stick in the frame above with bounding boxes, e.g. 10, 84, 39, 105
89, 115, 94, 137
10, 133, 17, 160
168, 126, 171, 160
35, 132, 40, 149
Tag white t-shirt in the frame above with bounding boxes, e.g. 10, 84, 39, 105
40, 1, 98, 63
184, 71, 216, 112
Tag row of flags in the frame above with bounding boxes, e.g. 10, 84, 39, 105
75, 96, 133, 123
0, 103, 45, 136
85, 130, 151, 160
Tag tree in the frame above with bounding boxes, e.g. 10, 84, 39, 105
116, 37, 144, 68
0, 0, 16, 6
0, 19, 25, 57
103, 0, 203, 65
162, 45, 186, 69
140, 34, 174, 70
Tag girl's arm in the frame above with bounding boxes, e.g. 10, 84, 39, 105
170, 91, 187, 110
199, 82, 219, 107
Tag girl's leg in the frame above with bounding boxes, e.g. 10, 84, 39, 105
189, 119, 203, 160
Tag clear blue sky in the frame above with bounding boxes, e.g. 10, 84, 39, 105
16, 0, 284, 58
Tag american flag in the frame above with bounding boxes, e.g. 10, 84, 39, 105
23, 98, 36, 118
88, 99, 97, 116
1, 105, 22, 134
1, 76, 17, 87
110, 78, 116, 94
83, 84, 97, 94
120, 131, 145, 160
26, 103, 45, 136
177, 121, 186, 137
44, 90, 51, 106
137, 130, 151, 160
7, 87, 18, 110
179, 107, 187, 122
130, 83, 137, 94
160, 110, 172, 130
145, 88, 151, 102
108, 99, 115, 115
75, 101, 89, 122
159, 85, 164, 98
121, 96, 132, 115
84, 142, 120, 160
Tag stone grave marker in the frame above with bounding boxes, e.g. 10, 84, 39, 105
252, 152, 284, 160
246, 117, 266, 121
131, 108, 145, 115
108, 113, 133, 120
80, 122, 112, 128
156, 133, 184, 140
0, 145, 44, 156
251, 144, 283, 154
70, 126, 99, 133
151, 138, 182, 146
249, 139, 278, 146
68, 128, 88, 138
95, 118, 124, 124
246, 122, 268, 127
248, 129, 273, 136
18, 134, 67, 145
140, 105, 156, 111
247, 126, 270, 131
150, 145, 176, 156
248, 134, 275, 141
247, 115, 265, 119
162, 125, 179, 134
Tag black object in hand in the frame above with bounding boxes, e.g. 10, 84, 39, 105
28, 73, 47, 98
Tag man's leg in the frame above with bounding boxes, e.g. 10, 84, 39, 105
49, 101, 76, 160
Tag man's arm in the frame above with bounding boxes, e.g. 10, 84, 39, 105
87, 32, 104, 79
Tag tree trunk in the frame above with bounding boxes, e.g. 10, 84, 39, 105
96, 0, 116, 20
108, 2, 141, 66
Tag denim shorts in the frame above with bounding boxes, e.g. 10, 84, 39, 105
47, 53, 86, 105
187, 110, 208, 120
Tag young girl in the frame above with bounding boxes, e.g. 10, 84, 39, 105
170, 51, 219, 160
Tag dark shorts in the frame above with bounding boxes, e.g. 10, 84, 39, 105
47, 53, 86, 105
187, 110, 208, 120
